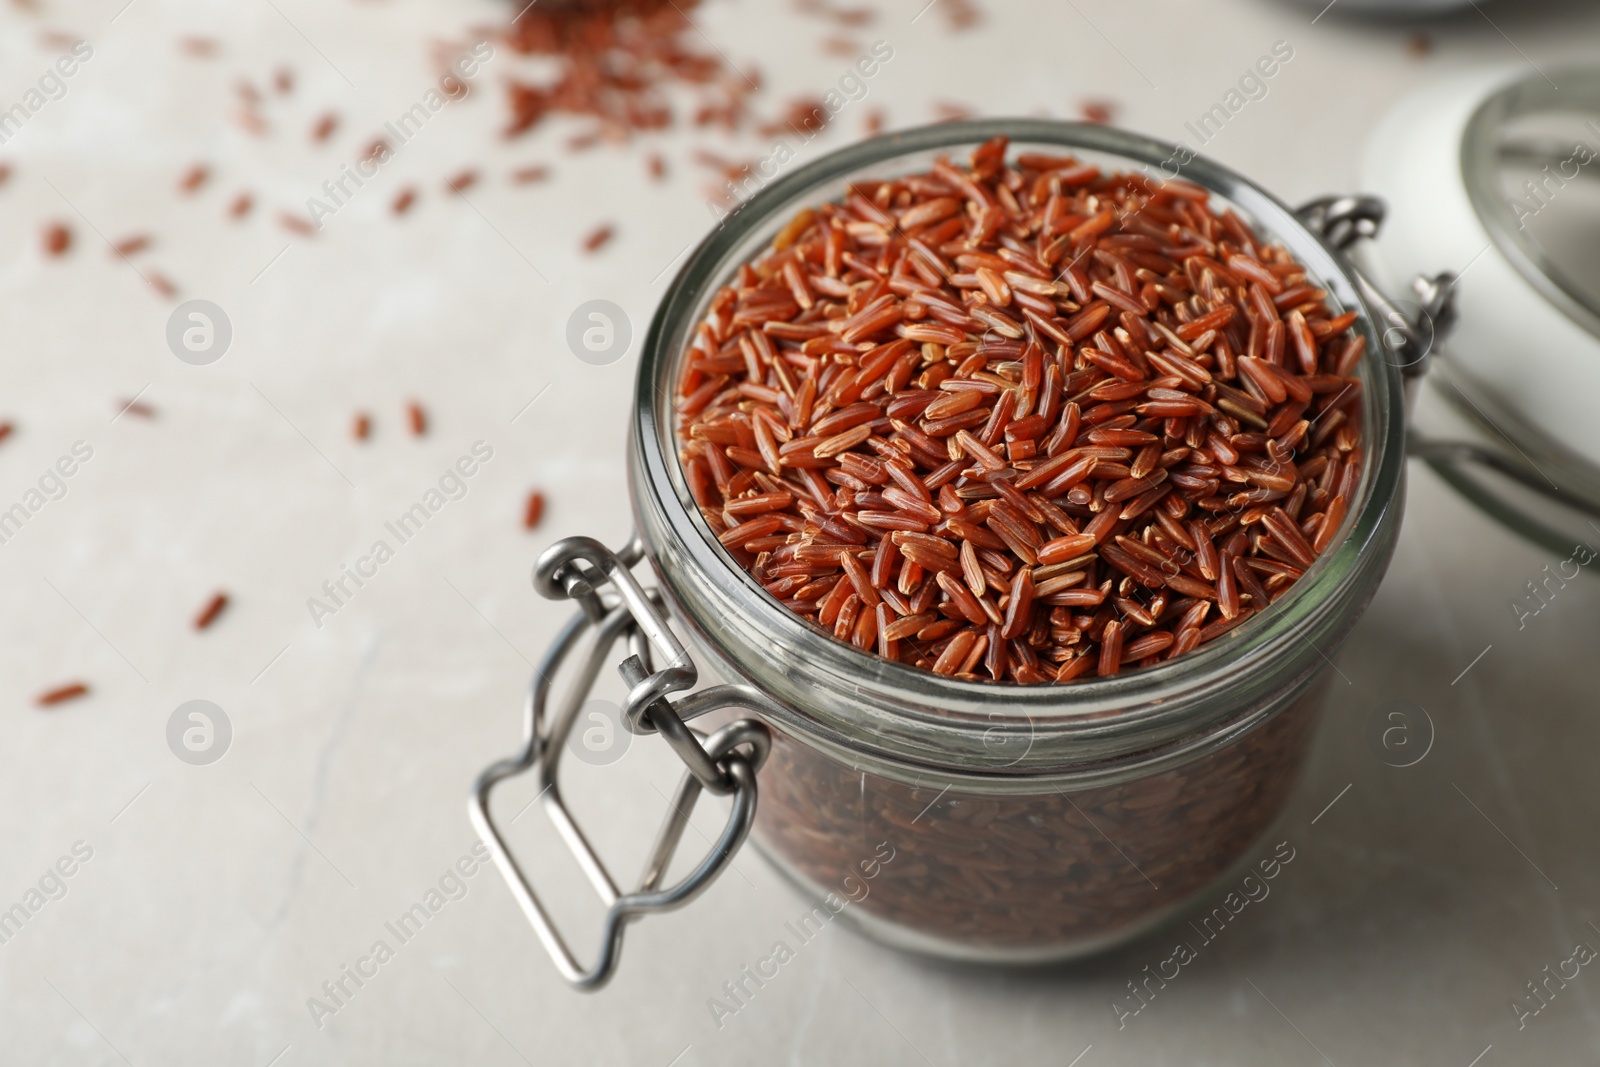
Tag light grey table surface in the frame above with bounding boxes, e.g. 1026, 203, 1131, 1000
3, 0, 1599, 1063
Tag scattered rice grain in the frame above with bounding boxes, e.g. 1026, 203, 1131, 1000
112, 235, 151, 257
37, 682, 89, 707
43, 223, 71, 255
194, 592, 229, 631
179, 163, 209, 193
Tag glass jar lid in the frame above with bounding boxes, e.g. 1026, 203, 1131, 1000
1466, 66, 1600, 345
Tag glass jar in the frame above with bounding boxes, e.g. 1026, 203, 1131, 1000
474, 118, 1408, 986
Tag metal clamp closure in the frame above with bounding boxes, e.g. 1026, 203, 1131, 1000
1298, 194, 1458, 379
470, 534, 777, 990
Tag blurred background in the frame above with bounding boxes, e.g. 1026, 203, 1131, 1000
2, 0, 1599, 1063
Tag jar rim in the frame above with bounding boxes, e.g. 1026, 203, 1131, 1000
630, 118, 1405, 780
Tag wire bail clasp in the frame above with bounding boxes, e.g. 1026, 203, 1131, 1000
1298, 194, 1458, 380
469, 534, 778, 990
